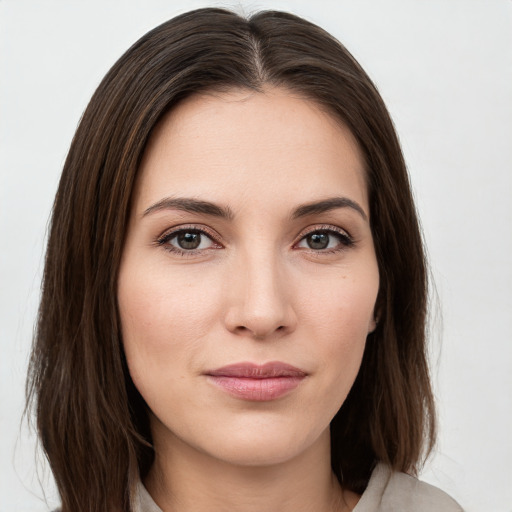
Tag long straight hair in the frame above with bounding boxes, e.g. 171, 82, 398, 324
27, 8, 435, 511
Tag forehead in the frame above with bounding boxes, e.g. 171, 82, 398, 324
135, 87, 368, 215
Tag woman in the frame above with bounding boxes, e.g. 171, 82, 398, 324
27, 7, 462, 512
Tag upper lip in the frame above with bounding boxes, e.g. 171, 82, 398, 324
205, 362, 307, 379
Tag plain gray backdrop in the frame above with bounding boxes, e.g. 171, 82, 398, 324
1, 1, 511, 511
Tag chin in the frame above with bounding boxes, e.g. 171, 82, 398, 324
190, 416, 329, 468
212, 438, 304, 467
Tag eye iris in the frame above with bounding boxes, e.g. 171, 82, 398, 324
177, 231, 201, 249
307, 232, 329, 250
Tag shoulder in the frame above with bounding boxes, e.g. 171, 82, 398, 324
383, 470, 463, 511
357, 463, 464, 512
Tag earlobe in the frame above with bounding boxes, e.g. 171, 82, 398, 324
368, 314, 379, 334
368, 299, 381, 334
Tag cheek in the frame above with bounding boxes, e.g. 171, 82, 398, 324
117, 261, 223, 390
302, 267, 378, 338
299, 267, 378, 391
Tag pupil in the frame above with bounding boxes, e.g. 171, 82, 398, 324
308, 232, 329, 250
178, 231, 201, 249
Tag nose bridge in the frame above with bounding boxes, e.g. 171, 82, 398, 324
225, 243, 295, 338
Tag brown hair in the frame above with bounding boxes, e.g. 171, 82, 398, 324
27, 8, 435, 511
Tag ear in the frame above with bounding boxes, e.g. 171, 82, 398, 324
367, 310, 380, 334
367, 317, 377, 334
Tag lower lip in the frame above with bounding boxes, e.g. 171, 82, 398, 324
207, 376, 305, 401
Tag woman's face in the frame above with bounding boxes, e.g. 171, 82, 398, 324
118, 87, 379, 467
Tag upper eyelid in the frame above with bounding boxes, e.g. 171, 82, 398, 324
295, 224, 352, 240
157, 224, 222, 243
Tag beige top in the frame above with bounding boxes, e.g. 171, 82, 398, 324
133, 463, 463, 511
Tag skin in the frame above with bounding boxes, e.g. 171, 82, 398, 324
118, 87, 380, 512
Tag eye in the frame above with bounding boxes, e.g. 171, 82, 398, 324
296, 228, 353, 252
158, 227, 221, 254
172, 230, 210, 250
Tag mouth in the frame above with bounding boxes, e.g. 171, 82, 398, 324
204, 362, 307, 401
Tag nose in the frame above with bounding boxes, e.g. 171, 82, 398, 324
223, 250, 297, 340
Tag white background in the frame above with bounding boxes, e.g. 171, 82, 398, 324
1, 1, 511, 511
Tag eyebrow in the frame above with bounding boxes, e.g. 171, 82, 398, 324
291, 197, 368, 221
143, 197, 234, 219
142, 196, 367, 222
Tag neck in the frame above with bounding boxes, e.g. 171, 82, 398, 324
144, 428, 357, 512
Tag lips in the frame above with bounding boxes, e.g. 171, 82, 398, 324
205, 362, 307, 401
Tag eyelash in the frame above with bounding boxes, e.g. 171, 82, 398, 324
156, 224, 355, 257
